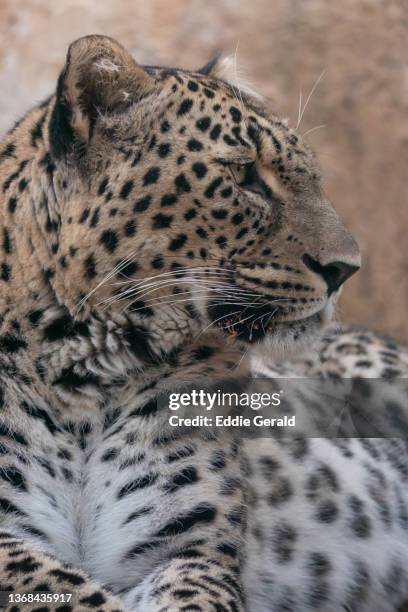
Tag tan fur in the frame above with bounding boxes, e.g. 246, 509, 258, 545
4, 36, 402, 612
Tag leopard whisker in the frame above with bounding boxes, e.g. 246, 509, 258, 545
97, 280, 246, 310
296, 69, 325, 129
105, 279, 238, 305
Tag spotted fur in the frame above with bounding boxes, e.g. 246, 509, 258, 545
0, 35, 406, 611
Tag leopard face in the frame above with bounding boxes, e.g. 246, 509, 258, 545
40, 36, 360, 355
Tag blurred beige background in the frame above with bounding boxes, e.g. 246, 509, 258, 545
1, 0, 407, 340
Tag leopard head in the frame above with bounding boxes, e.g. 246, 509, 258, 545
42, 35, 360, 360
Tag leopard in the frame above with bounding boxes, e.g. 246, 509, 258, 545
0, 34, 407, 611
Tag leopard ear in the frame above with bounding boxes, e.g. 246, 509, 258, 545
50, 35, 155, 160
198, 55, 238, 82
198, 55, 221, 76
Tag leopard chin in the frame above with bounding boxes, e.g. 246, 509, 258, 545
252, 299, 337, 363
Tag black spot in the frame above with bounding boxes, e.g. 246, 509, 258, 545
272, 522, 297, 563
20, 401, 58, 434
219, 475, 242, 496
351, 514, 372, 538
40, 152, 55, 176
3, 228, 11, 254
161, 120, 171, 133
267, 477, 293, 506
192, 162, 207, 178
153, 213, 173, 229
203, 88, 215, 98
164, 466, 199, 493
272, 135, 282, 152
175, 174, 191, 194
1, 263, 11, 282
221, 186, 233, 198
227, 507, 247, 528
100, 230, 118, 253
6, 557, 40, 574
44, 267, 55, 281
84, 254, 97, 279
205, 177, 223, 198
57, 448, 72, 461
118, 473, 158, 499
158, 143, 171, 158
152, 255, 164, 269
224, 134, 238, 147
53, 368, 99, 391
235, 228, 248, 239
27, 310, 43, 326
132, 300, 154, 317
0, 334, 27, 353
209, 450, 227, 471
143, 167, 160, 186
8, 197, 17, 214
43, 315, 89, 342
217, 542, 237, 558
308, 552, 331, 576
3, 159, 28, 192
0, 142, 16, 162
289, 437, 309, 460
184, 208, 197, 221
178, 99, 194, 116
79, 208, 90, 223
196, 227, 208, 239
156, 504, 216, 537
167, 446, 195, 463
0, 497, 26, 516
0, 466, 26, 491
50, 569, 85, 586
196, 116, 211, 131
169, 234, 188, 251
229, 106, 242, 123
123, 506, 152, 525
121, 320, 155, 363
188, 80, 199, 92
124, 219, 137, 237
0, 423, 27, 446
210, 124, 222, 141
173, 589, 200, 600
119, 180, 134, 199
188, 139, 203, 152
18, 177, 28, 192
161, 194, 178, 207
98, 177, 109, 196
101, 448, 119, 462
134, 195, 151, 213
148, 134, 157, 150
131, 399, 158, 417
126, 539, 163, 557
316, 500, 338, 523
89, 207, 100, 227
79, 592, 106, 607
211, 209, 228, 220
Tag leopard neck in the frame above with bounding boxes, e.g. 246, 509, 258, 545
0, 99, 249, 408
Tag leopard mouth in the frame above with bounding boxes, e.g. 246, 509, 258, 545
207, 297, 325, 343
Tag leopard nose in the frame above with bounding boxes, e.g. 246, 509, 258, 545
302, 254, 360, 295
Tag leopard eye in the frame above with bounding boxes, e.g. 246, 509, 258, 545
229, 162, 272, 200
228, 162, 249, 185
